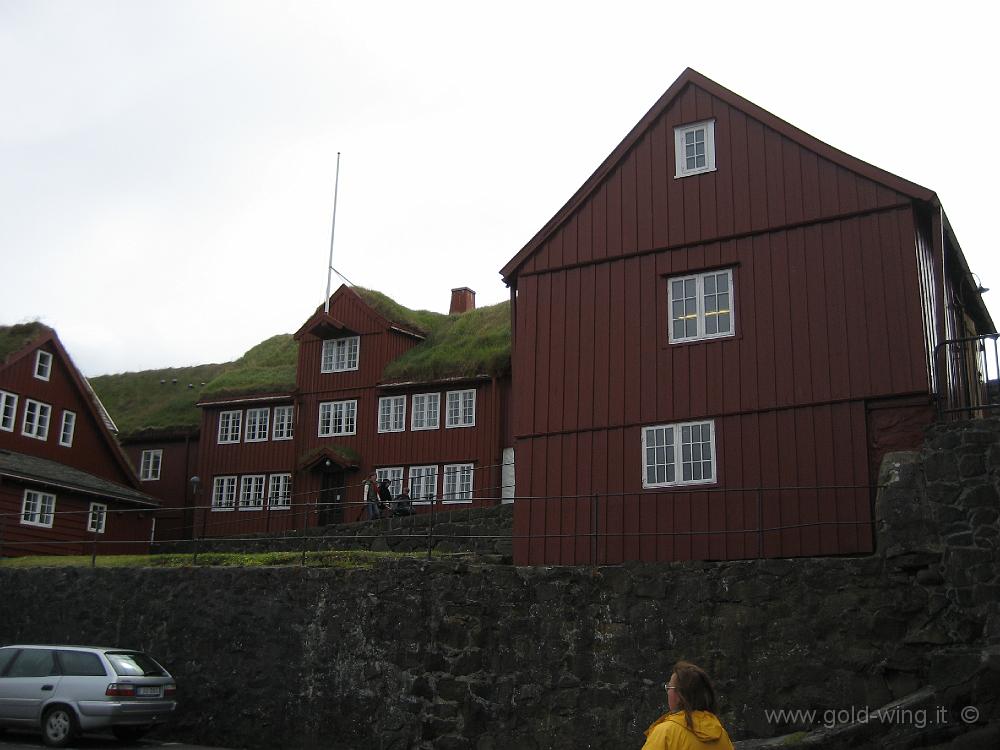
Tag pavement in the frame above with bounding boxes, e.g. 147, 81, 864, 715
0, 729, 233, 750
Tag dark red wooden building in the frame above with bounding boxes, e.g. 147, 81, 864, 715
0, 324, 157, 556
192, 285, 512, 537
501, 69, 994, 565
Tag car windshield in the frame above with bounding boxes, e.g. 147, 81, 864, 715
105, 651, 167, 677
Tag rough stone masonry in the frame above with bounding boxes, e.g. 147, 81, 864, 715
0, 420, 998, 749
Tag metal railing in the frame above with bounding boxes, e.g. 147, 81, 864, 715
935, 333, 1000, 419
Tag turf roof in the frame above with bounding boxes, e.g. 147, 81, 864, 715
0, 321, 49, 363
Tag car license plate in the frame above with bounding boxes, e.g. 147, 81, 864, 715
137, 686, 160, 697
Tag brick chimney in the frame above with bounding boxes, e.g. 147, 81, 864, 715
449, 287, 476, 315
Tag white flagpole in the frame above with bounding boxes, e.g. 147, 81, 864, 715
324, 152, 342, 314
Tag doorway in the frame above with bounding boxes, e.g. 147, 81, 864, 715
319, 469, 345, 526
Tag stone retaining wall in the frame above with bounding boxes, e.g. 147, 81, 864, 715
1, 421, 998, 749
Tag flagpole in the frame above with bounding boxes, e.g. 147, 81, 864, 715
324, 152, 341, 314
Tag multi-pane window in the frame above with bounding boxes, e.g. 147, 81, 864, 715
668, 269, 734, 343
21, 399, 51, 440
268, 474, 292, 509
674, 120, 716, 177
378, 396, 406, 433
376, 467, 404, 497
321, 336, 360, 373
212, 476, 237, 511
244, 408, 270, 442
140, 449, 162, 481
411, 393, 440, 431
34, 350, 53, 381
0, 390, 17, 432
409, 465, 438, 504
642, 420, 716, 488
239, 475, 266, 510
218, 410, 242, 444
318, 400, 357, 436
272, 405, 294, 440
58, 411, 76, 447
21, 490, 56, 527
446, 390, 476, 428
87, 502, 107, 534
443, 464, 474, 503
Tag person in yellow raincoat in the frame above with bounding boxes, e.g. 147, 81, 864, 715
641, 661, 734, 750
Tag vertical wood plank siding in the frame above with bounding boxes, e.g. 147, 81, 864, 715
510, 83, 930, 564
124, 435, 199, 540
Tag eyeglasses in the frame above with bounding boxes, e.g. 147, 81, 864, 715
664, 684, 678, 691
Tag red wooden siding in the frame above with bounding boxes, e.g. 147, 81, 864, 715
123, 434, 199, 541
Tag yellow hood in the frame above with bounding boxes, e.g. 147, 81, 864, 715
664, 711, 727, 741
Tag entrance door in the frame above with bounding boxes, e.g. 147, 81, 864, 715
319, 469, 345, 526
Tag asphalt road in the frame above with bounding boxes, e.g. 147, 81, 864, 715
0, 729, 232, 750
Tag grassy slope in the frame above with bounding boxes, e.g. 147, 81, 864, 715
0, 550, 433, 569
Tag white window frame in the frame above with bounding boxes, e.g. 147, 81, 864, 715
21, 489, 56, 528
0, 390, 18, 432
674, 119, 716, 178
217, 410, 242, 444
21, 399, 51, 441
58, 410, 76, 447
211, 476, 237, 511
668, 268, 735, 344
272, 405, 295, 441
239, 474, 266, 511
34, 350, 53, 381
378, 395, 406, 433
318, 400, 357, 437
376, 467, 404, 497
268, 474, 292, 510
408, 465, 438, 505
442, 463, 474, 504
244, 407, 270, 443
445, 389, 476, 428
139, 449, 162, 481
87, 502, 107, 534
320, 336, 360, 373
411, 393, 440, 431
642, 420, 717, 488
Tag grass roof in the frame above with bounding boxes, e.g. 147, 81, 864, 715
199, 335, 298, 400
381, 300, 511, 382
0, 322, 49, 363
353, 287, 446, 335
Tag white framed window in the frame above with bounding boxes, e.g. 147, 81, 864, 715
21, 489, 56, 528
668, 269, 734, 343
378, 395, 406, 433
409, 465, 438, 504
58, 411, 76, 447
272, 405, 295, 440
376, 467, 404, 497
218, 410, 242, 444
211, 476, 237, 511
318, 400, 357, 436
139, 449, 162, 481
674, 119, 716, 178
0, 390, 17, 432
268, 474, 292, 509
239, 475, 266, 510
87, 502, 107, 534
443, 463, 474, 503
245, 408, 270, 442
446, 389, 476, 428
321, 336, 360, 373
34, 350, 53, 381
642, 420, 716, 488
411, 393, 440, 431
21, 399, 51, 440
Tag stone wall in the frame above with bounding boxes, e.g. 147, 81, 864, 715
0, 421, 998, 749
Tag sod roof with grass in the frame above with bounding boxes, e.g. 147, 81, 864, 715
0, 321, 49, 364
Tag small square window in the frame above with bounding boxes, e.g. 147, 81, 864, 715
445, 390, 476, 428
411, 393, 440, 431
268, 474, 292, 509
378, 396, 406, 433
239, 475, 266, 511
212, 476, 237, 511
321, 336, 360, 373
34, 351, 53, 381
21, 490, 56, 527
218, 411, 242, 444
409, 465, 438, 504
245, 408, 270, 442
273, 405, 295, 440
674, 120, 716, 178
88, 502, 107, 534
442, 464, 474, 503
642, 420, 716, 488
21, 399, 51, 441
668, 269, 735, 343
0, 390, 17, 432
59, 411, 76, 447
318, 400, 357, 436
140, 449, 162, 481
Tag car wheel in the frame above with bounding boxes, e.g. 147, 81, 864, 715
113, 725, 150, 743
41, 706, 77, 748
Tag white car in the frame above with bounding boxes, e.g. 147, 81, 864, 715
0, 644, 177, 747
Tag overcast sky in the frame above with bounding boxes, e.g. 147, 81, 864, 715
2, 0, 998, 376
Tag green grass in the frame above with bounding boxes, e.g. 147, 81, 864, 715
199, 335, 298, 399
0, 321, 48, 363
0, 549, 429, 569
354, 288, 446, 335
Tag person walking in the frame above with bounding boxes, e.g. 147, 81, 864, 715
362, 472, 381, 521
641, 661, 734, 749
